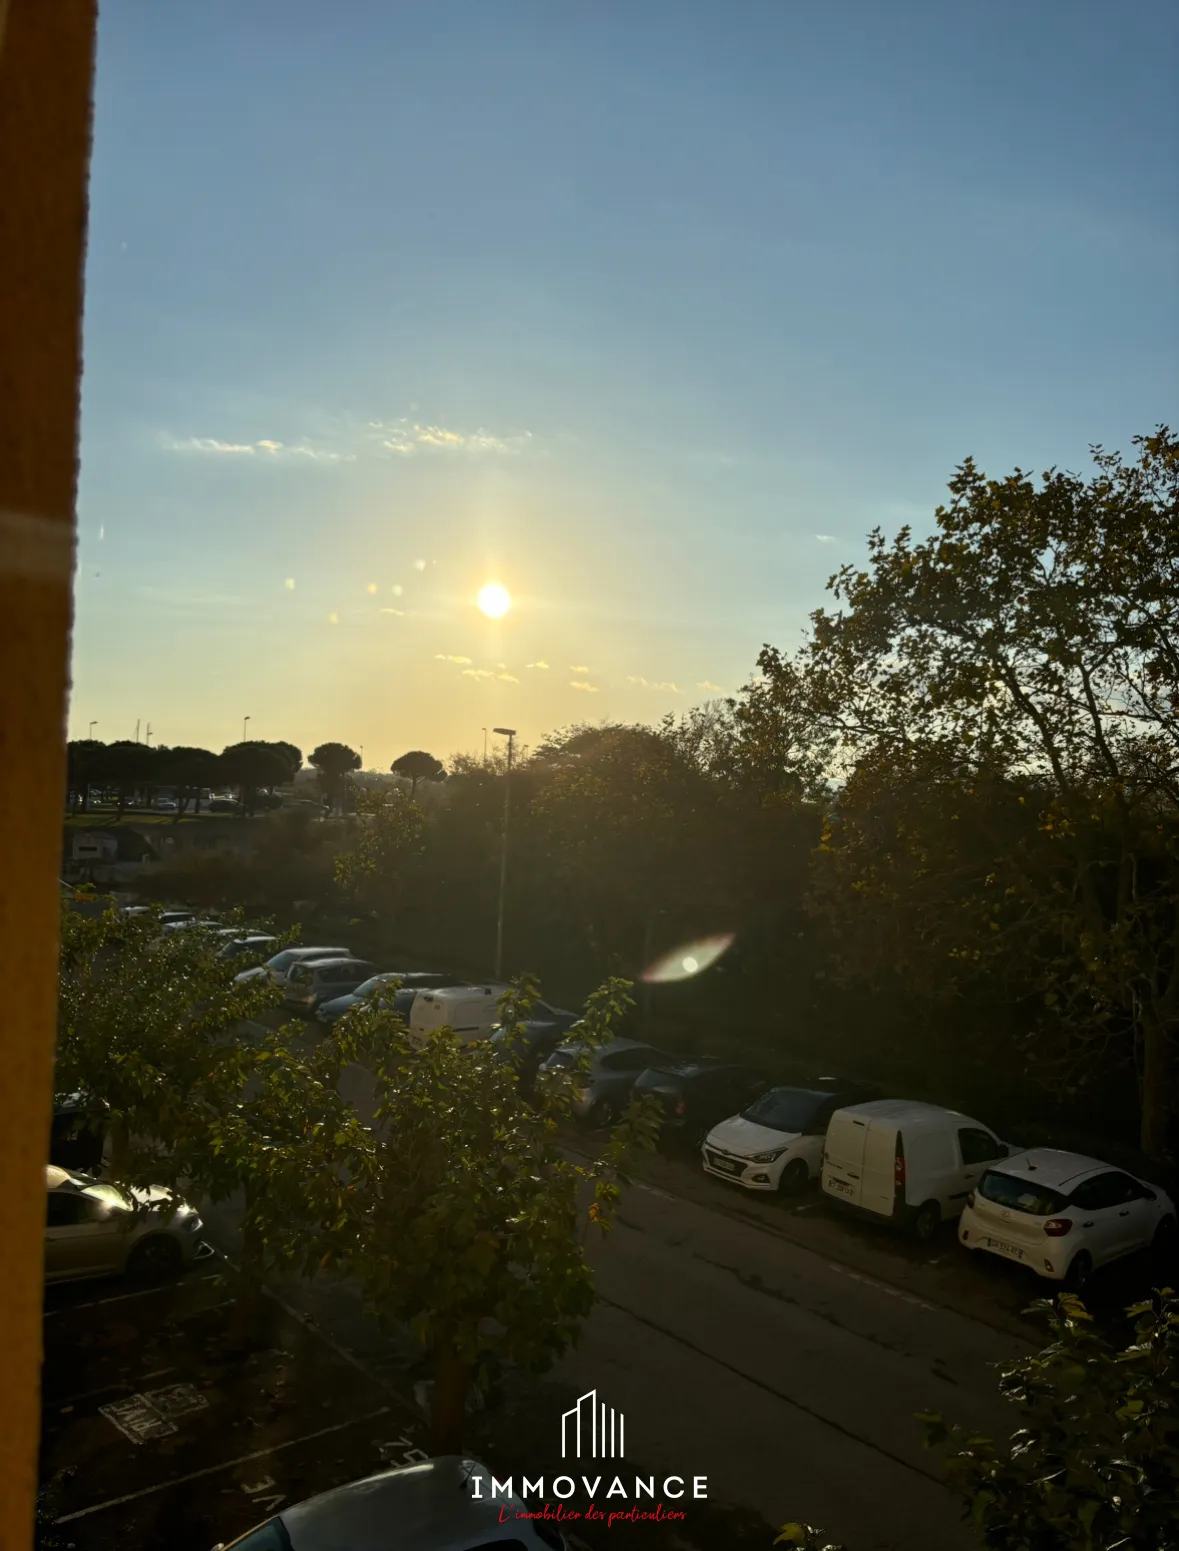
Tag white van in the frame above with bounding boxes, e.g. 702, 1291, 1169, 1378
408, 985, 510, 1047
820, 1099, 1009, 1241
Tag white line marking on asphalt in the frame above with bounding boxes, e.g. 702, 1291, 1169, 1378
635, 1182, 676, 1202
52, 1367, 177, 1410
55, 1406, 391, 1523
43, 1272, 221, 1317
826, 1262, 936, 1312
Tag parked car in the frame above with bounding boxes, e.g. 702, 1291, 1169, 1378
212, 1456, 567, 1551
488, 1006, 582, 1079
235, 945, 350, 989
539, 1036, 673, 1127
45, 1164, 208, 1284
158, 910, 195, 926
821, 1099, 1009, 1241
958, 1149, 1177, 1290
154, 798, 178, 811
216, 934, 278, 964
702, 1078, 879, 1190
408, 985, 511, 1047
284, 957, 381, 1012
206, 798, 241, 813
635, 1059, 769, 1149
316, 970, 458, 1027
163, 916, 221, 933
50, 1093, 107, 1174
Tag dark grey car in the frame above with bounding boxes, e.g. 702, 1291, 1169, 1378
539, 1035, 673, 1126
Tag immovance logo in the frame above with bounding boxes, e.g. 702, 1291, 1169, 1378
562, 1389, 624, 1460
471, 1389, 708, 1530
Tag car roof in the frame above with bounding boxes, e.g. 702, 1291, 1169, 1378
421, 984, 508, 1001
278, 945, 349, 958
46, 1165, 74, 1190
279, 1457, 532, 1550
304, 956, 374, 971
992, 1148, 1123, 1190
833, 1098, 987, 1129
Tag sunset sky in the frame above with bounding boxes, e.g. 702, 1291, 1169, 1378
71, 0, 1178, 768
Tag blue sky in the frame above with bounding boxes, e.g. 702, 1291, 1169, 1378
72, 0, 1179, 766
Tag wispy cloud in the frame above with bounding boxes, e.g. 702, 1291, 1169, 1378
627, 675, 681, 693
162, 434, 352, 463
569, 664, 589, 674
696, 680, 724, 692
815, 533, 837, 544
436, 653, 473, 664
381, 607, 405, 615
526, 660, 549, 670
462, 667, 497, 680
570, 680, 600, 693
370, 419, 533, 457
498, 672, 520, 683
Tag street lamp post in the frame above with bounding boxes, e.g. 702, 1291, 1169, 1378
88, 720, 97, 738
492, 727, 517, 979
242, 715, 251, 742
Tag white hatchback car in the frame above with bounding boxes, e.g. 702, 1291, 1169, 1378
958, 1148, 1176, 1289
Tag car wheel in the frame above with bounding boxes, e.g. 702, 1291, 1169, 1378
1064, 1250, 1093, 1293
127, 1234, 183, 1282
778, 1158, 809, 1195
584, 1099, 617, 1130
912, 1201, 941, 1243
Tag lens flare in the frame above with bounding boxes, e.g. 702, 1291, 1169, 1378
640, 932, 735, 984
478, 582, 512, 618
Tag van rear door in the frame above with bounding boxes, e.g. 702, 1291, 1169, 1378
861, 1120, 901, 1218
821, 1108, 870, 1207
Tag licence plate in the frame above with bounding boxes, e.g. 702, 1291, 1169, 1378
983, 1237, 1024, 1260
711, 1157, 741, 1174
827, 1178, 854, 1197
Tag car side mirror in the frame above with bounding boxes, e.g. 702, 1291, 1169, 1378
1143, 1187, 1157, 1202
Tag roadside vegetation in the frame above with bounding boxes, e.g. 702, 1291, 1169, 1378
107, 430, 1179, 1174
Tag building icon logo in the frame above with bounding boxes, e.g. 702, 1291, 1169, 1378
560, 1390, 625, 1460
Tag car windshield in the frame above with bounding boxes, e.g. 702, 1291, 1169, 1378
977, 1170, 1070, 1217
544, 1047, 579, 1069
353, 975, 396, 996
741, 1087, 830, 1133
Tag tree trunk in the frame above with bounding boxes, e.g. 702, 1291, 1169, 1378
1140, 1015, 1176, 1162
428, 1333, 473, 1455
81, 781, 89, 813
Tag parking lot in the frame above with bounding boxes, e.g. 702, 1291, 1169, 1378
41, 1264, 426, 1550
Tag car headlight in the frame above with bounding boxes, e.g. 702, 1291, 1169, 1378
750, 1148, 788, 1163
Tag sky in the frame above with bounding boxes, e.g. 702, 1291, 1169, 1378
71, 0, 1179, 768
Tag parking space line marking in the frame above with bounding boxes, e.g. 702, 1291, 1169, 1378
50, 1367, 177, 1410
54, 1406, 391, 1524
43, 1272, 221, 1318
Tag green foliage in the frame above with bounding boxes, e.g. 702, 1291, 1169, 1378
922, 1290, 1179, 1551
333, 787, 426, 918
751, 429, 1179, 1156
324, 975, 661, 1445
774, 1526, 846, 1551
390, 748, 447, 796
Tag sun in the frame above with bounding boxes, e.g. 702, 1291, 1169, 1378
477, 582, 512, 619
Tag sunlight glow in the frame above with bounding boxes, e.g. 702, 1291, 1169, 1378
477, 582, 512, 619
640, 932, 736, 984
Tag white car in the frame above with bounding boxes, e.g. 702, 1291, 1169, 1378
284, 957, 381, 1012
234, 945, 349, 989
702, 1081, 879, 1193
958, 1148, 1176, 1289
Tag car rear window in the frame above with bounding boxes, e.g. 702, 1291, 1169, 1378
977, 1170, 1069, 1217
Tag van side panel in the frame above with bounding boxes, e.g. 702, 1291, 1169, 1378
821, 1110, 871, 1207
860, 1122, 900, 1217
906, 1128, 960, 1213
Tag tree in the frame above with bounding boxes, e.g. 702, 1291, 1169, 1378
219, 741, 290, 816
65, 738, 105, 812
751, 429, 1179, 1158
310, 741, 362, 813
155, 745, 221, 818
334, 787, 426, 922
320, 977, 660, 1453
390, 749, 447, 799
269, 741, 303, 783
92, 739, 158, 815
922, 1290, 1179, 1551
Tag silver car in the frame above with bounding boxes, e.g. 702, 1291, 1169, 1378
45, 1164, 208, 1284
214, 1456, 566, 1551
539, 1035, 672, 1127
